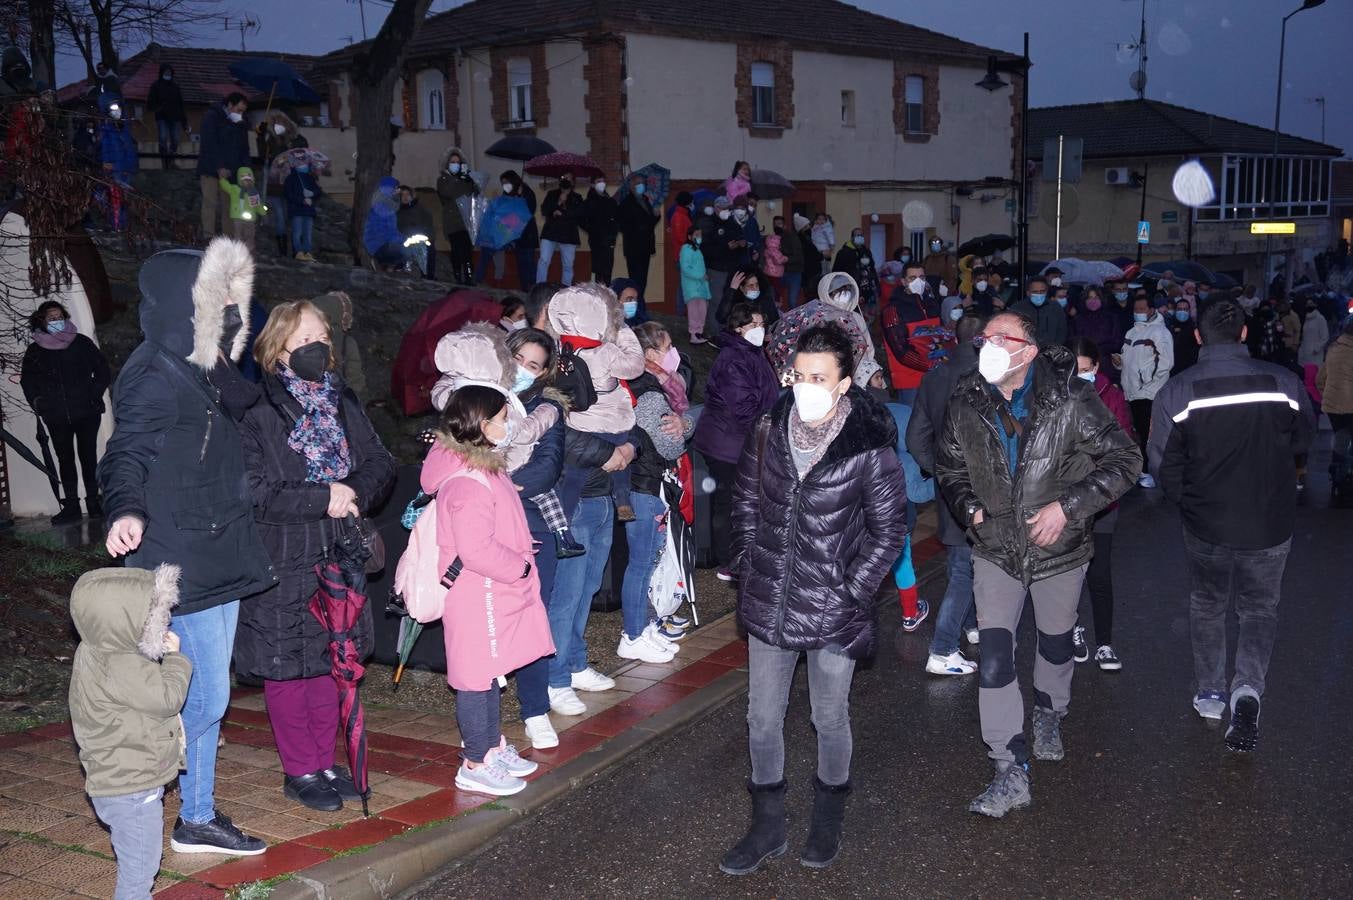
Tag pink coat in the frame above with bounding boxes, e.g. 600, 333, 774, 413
762, 234, 787, 278
421, 442, 554, 691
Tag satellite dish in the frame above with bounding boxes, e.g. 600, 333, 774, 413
1129, 70, 1147, 94
902, 201, 934, 230
1039, 185, 1079, 226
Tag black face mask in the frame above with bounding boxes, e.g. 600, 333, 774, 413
559, 180, 572, 191
287, 341, 330, 383
219, 305, 243, 354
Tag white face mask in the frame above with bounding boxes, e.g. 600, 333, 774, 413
1050, 277, 1063, 287
594, 181, 607, 194
743, 326, 765, 347
908, 276, 928, 295
717, 210, 731, 221
501, 182, 514, 193
978, 342, 1025, 384
273, 123, 286, 135
487, 416, 518, 449
733, 210, 748, 223
109, 107, 122, 120
744, 289, 761, 300
501, 317, 526, 331
703, 206, 715, 216
792, 382, 839, 423
975, 280, 989, 292
939, 283, 949, 297
227, 111, 243, 123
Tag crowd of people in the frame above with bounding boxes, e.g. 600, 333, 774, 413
12, 98, 1350, 891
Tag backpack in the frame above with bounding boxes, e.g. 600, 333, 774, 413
391, 468, 488, 624
555, 343, 597, 412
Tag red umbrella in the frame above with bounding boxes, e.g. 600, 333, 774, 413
309, 517, 376, 816
390, 290, 503, 415
523, 151, 604, 180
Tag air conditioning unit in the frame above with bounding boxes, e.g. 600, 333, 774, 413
1104, 167, 1132, 186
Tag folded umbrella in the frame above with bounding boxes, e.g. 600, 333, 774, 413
486, 135, 556, 162
748, 169, 795, 200
524, 151, 604, 180
309, 516, 375, 816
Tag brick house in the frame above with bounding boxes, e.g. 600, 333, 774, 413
310, 0, 1024, 304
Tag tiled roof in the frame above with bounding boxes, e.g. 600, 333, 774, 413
313, 0, 1010, 74
1026, 98, 1342, 160
56, 43, 321, 107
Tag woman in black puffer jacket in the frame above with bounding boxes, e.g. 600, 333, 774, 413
720, 324, 907, 877
234, 300, 394, 812
20, 301, 111, 523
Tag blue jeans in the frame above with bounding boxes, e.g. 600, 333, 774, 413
783, 271, 803, 308
291, 215, 314, 254
170, 600, 238, 824
547, 498, 614, 687
621, 491, 666, 640
514, 529, 556, 720
271, 201, 288, 237
91, 787, 164, 900
537, 239, 577, 285
929, 542, 976, 656
515, 246, 538, 291
156, 119, 179, 160
474, 248, 503, 283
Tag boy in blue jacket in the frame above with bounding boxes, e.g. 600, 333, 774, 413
284, 162, 323, 261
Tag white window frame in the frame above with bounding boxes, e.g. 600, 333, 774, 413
904, 75, 925, 134
1195, 154, 1330, 221
507, 57, 533, 126
751, 61, 776, 127
417, 69, 446, 130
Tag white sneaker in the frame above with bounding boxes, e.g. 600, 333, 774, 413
643, 621, 680, 653
455, 757, 526, 797
547, 686, 586, 716
618, 632, 676, 663
925, 651, 977, 676
965, 628, 981, 645
1138, 473, 1157, 489
485, 736, 538, 777
571, 667, 616, 692
523, 714, 559, 749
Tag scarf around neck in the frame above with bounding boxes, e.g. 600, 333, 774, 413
32, 324, 78, 351
789, 393, 853, 474
276, 366, 352, 483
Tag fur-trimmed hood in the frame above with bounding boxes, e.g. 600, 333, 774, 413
263, 110, 299, 138
429, 322, 527, 416
137, 238, 254, 370
70, 564, 181, 661
421, 439, 506, 492
547, 282, 625, 343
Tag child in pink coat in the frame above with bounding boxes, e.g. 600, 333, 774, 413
423, 385, 555, 797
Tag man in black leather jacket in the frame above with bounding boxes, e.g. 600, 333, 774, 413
937, 311, 1139, 819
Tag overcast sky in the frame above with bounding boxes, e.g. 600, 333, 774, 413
59, 0, 1351, 156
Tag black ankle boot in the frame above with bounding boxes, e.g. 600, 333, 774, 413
800, 776, 850, 868
719, 780, 787, 876
50, 500, 82, 525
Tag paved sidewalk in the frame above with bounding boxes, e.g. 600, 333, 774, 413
0, 533, 942, 899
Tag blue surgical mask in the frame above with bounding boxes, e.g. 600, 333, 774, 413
1056, 297, 1068, 308
512, 365, 537, 394
948, 307, 963, 322
634, 183, 646, 196
1174, 310, 1190, 322
1029, 293, 1046, 307
623, 300, 638, 319
744, 289, 761, 301
46, 319, 67, 334
1078, 371, 1096, 383
296, 165, 310, 174
1114, 292, 1129, 303
852, 235, 865, 246
1133, 312, 1149, 323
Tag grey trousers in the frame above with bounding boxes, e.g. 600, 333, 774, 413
974, 557, 1087, 765
705, 269, 729, 338
747, 635, 856, 786
91, 786, 164, 900
1182, 530, 1289, 698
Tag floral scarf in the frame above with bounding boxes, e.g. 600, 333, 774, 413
276, 366, 352, 483
789, 394, 852, 475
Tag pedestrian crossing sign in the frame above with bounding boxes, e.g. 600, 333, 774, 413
1136, 221, 1150, 244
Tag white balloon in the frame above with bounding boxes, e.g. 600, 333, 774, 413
1172, 160, 1216, 208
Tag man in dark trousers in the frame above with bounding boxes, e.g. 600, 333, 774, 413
581, 173, 618, 284
617, 171, 661, 312
146, 63, 187, 169
196, 92, 250, 238
906, 309, 986, 677
1148, 298, 1313, 753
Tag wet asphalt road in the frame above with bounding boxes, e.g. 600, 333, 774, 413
410, 462, 1352, 899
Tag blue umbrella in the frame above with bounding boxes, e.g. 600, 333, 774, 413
475, 195, 532, 250
617, 162, 672, 206
228, 59, 322, 105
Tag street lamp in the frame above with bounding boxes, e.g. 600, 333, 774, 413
978, 33, 1031, 288
1266, 0, 1325, 291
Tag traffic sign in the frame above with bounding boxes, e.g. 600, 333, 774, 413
1250, 221, 1296, 235
1136, 220, 1150, 244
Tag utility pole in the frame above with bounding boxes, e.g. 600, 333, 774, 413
1134, 0, 1148, 100
1135, 163, 1149, 266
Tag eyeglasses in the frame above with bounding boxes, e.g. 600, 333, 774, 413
972, 333, 1033, 350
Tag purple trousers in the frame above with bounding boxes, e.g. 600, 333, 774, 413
263, 676, 339, 777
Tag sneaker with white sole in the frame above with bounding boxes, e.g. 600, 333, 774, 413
716, 567, 735, 582
547, 685, 587, 716
523, 714, 559, 749
643, 621, 680, 652
1095, 645, 1122, 671
618, 631, 675, 663
571, 667, 616, 692
965, 628, 981, 645
900, 598, 930, 633
1192, 690, 1227, 721
656, 619, 688, 642
486, 736, 538, 777
925, 651, 977, 676
455, 756, 526, 797
1072, 625, 1090, 663
1224, 690, 1261, 753
664, 613, 692, 631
